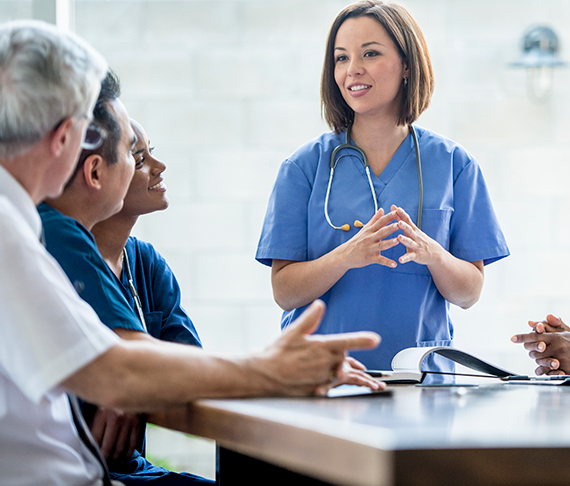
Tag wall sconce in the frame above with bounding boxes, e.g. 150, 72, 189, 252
510, 26, 566, 101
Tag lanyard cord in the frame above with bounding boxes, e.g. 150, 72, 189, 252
68, 394, 113, 486
123, 247, 147, 333
409, 125, 423, 230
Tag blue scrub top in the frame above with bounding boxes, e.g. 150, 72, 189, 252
38, 204, 201, 346
122, 236, 201, 346
39, 203, 143, 333
38, 204, 206, 483
256, 126, 510, 373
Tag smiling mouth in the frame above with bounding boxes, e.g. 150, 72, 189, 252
349, 85, 371, 92
149, 181, 166, 191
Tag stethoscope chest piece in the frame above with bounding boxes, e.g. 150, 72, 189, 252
324, 124, 423, 232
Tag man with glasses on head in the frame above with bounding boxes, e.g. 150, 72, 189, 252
0, 19, 382, 486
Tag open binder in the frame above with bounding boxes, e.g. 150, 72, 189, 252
327, 346, 570, 397
367, 346, 516, 384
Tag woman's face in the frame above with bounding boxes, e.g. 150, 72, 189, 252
333, 16, 407, 121
120, 120, 168, 218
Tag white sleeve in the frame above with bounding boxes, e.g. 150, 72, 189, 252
0, 198, 119, 403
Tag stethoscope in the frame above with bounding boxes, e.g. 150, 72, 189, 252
123, 247, 148, 333
324, 123, 423, 231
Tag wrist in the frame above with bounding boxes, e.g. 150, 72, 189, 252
426, 240, 446, 268
331, 241, 353, 273
239, 353, 284, 397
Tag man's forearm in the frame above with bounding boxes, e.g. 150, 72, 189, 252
62, 340, 280, 412
61, 301, 380, 411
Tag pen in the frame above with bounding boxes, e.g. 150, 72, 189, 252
366, 371, 384, 377
502, 375, 570, 381
530, 375, 570, 381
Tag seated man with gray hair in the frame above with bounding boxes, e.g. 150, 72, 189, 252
0, 19, 382, 486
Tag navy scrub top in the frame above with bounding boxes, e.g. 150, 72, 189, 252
122, 236, 201, 346
38, 204, 201, 345
38, 203, 207, 484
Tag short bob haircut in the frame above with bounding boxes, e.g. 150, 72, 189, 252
321, 0, 434, 132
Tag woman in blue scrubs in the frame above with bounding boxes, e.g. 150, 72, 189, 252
88, 120, 211, 485
256, 0, 510, 374
91, 119, 202, 347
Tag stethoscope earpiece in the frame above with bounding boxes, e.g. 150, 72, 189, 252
324, 123, 423, 232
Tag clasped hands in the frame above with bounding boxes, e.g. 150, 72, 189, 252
345, 205, 441, 269
88, 405, 144, 463
511, 315, 570, 376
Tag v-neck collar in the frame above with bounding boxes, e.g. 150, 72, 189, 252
345, 128, 419, 197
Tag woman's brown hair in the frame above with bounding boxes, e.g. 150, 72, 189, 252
321, 0, 434, 132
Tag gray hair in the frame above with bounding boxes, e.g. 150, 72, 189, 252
0, 20, 107, 159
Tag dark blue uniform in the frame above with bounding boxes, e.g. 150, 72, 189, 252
39, 203, 212, 485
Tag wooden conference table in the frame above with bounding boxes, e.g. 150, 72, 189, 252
153, 383, 570, 485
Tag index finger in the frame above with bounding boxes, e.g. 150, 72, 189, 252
530, 319, 559, 334
546, 314, 570, 331
314, 331, 381, 352
511, 332, 545, 344
528, 320, 540, 330
345, 356, 367, 370
368, 208, 397, 230
533, 322, 546, 334
392, 205, 415, 227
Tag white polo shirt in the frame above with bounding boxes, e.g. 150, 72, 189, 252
0, 165, 120, 485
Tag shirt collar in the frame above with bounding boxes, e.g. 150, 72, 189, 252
0, 164, 43, 239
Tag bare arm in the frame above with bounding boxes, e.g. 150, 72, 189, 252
393, 206, 484, 309
428, 256, 483, 309
61, 301, 382, 411
272, 208, 400, 311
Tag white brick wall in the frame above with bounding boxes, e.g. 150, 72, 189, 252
3, 0, 570, 371
5, 0, 570, 476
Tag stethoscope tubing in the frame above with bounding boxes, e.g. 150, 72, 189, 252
325, 123, 423, 231
123, 247, 148, 333
410, 125, 423, 230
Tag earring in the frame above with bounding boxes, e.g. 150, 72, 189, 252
404, 77, 408, 87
